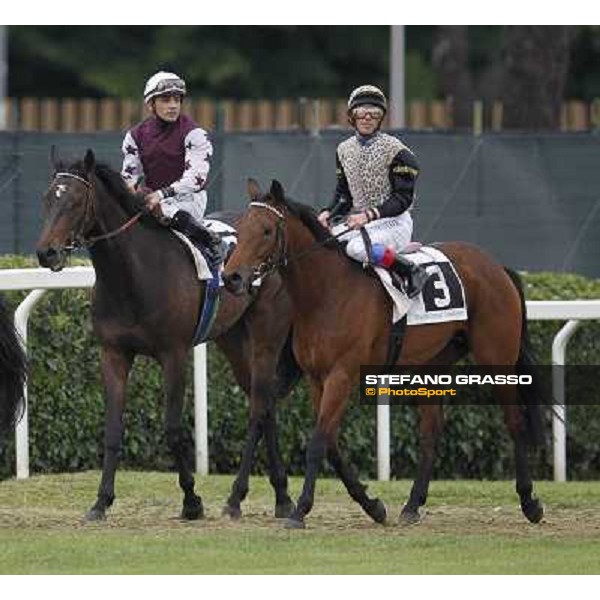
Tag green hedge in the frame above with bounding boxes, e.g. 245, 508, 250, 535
1, 255, 600, 481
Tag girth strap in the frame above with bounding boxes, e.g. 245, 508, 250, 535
358, 225, 407, 365
192, 266, 221, 346
385, 315, 407, 366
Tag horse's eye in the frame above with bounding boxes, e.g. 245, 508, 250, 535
263, 227, 272, 238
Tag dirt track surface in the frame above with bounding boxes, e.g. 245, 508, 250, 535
2, 493, 599, 539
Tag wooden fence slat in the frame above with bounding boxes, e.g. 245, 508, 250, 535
5, 97, 600, 132
256, 100, 273, 130
61, 99, 78, 132
491, 101, 503, 131
305, 99, 325, 131
318, 98, 334, 129
275, 99, 295, 130
335, 99, 349, 128
119, 99, 140, 131
40, 98, 59, 132
220, 100, 236, 132
192, 99, 216, 131
21, 98, 39, 131
237, 100, 254, 131
409, 100, 427, 129
430, 100, 447, 129
80, 98, 97, 132
98, 98, 118, 131
567, 100, 588, 131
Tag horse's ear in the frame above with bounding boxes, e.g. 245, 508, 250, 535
84, 149, 95, 174
49, 145, 60, 171
269, 180, 285, 205
247, 178, 262, 201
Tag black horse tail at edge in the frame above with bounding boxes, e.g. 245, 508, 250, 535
504, 267, 547, 447
0, 295, 27, 439
272, 328, 303, 401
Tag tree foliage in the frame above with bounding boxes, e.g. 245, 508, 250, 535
8, 26, 600, 129
9, 26, 392, 99
432, 26, 597, 130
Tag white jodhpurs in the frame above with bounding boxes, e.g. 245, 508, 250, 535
160, 190, 208, 222
332, 212, 413, 263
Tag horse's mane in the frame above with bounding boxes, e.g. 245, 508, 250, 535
63, 160, 161, 228
281, 197, 343, 252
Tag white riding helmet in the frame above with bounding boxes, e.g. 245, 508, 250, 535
143, 71, 187, 103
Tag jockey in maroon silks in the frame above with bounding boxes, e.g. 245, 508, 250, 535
121, 71, 223, 268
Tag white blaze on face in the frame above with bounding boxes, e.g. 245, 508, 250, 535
55, 184, 67, 198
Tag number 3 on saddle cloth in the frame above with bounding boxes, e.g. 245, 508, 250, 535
171, 218, 238, 345
355, 230, 468, 366
359, 229, 468, 327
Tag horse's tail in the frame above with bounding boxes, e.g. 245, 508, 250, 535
272, 328, 303, 400
504, 267, 546, 446
0, 296, 27, 438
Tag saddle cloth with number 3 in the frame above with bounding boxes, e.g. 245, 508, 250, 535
373, 245, 468, 326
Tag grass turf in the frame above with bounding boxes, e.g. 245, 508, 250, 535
1, 472, 599, 574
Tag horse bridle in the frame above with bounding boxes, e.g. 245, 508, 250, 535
52, 172, 142, 250
246, 201, 352, 285
247, 201, 288, 284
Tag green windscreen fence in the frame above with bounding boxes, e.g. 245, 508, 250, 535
1, 130, 599, 276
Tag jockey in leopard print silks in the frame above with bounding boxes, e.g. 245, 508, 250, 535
120, 71, 223, 269
318, 84, 430, 299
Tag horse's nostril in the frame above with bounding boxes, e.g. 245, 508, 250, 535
223, 271, 244, 294
223, 272, 240, 283
37, 247, 59, 268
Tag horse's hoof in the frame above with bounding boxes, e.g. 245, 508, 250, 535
181, 497, 204, 520
284, 517, 306, 530
522, 498, 544, 524
399, 507, 421, 526
222, 504, 242, 520
274, 499, 296, 519
366, 498, 387, 524
84, 507, 106, 522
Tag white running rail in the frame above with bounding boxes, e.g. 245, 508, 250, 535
2, 268, 599, 482
0, 267, 208, 479
376, 300, 600, 482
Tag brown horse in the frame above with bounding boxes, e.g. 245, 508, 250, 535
223, 179, 546, 529
0, 295, 27, 442
36, 150, 300, 521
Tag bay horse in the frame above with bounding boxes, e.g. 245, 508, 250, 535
0, 295, 27, 441
36, 149, 300, 521
223, 179, 546, 529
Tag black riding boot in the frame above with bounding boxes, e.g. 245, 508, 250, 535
170, 211, 224, 270
389, 254, 430, 299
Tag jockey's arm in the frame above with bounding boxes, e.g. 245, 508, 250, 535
370, 148, 419, 221
157, 128, 212, 216
121, 131, 144, 189
320, 153, 353, 222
